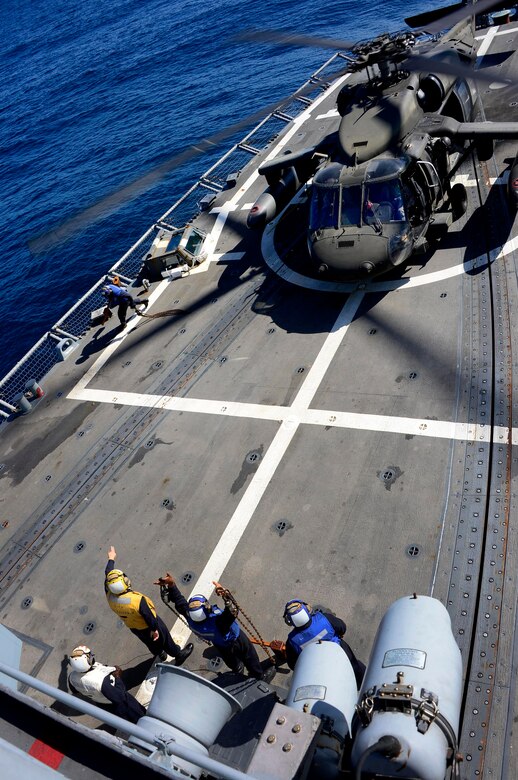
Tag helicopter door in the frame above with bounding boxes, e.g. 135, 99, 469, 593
417, 161, 441, 207
404, 163, 434, 225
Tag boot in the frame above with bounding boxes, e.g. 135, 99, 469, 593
175, 643, 194, 667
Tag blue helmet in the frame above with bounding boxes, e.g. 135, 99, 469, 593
284, 599, 312, 628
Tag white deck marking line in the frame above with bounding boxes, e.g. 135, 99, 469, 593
68, 385, 495, 443
476, 25, 501, 58
169, 292, 364, 644
476, 24, 518, 42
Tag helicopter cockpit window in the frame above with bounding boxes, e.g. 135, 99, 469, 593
340, 185, 362, 226
310, 185, 340, 229
364, 157, 408, 181
363, 179, 406, 224
310, 163, 342, 230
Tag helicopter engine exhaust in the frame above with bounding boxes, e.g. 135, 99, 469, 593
247, 166, 300, 229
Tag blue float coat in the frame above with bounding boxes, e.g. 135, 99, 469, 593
166, 583, 240, 647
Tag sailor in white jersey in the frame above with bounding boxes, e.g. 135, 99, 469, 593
68, 645, 148, 724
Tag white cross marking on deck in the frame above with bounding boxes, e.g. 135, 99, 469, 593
68, 29, 518, 655
68, 281, 510, 651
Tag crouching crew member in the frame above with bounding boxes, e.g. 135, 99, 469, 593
155, 573, 266, 679
105, 546, 193, 665
68, 645, 146, 724
284, 599, 365, 687
102, 279, 148, 327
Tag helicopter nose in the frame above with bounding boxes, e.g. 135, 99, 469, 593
308, 232, 389, 279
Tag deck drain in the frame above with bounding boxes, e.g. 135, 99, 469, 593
406, 544, 421, 558
83, 621, 96, 635
246, 450, 262, 464
296, 366, 306, 374
181, 572, 195, 585
153, 361, 163, 369
162, 498, 173, 508
408, 372, 418, 380
208, 656, 223, 670
380, 469, 395, 482
440, 292, 447, 298
219, 355, 228, 364
178, 328, 186, 335
122, 361, 132, 367
21, 596, 33, 610
267, 327, 275, 334
211, 298, 218, 304
145, 440, 154, 449
273, 519, 293, 536
77, 430, 85, 438
369, 328, 377, 335
45, 475, 52, 482
74, 541, 86, 553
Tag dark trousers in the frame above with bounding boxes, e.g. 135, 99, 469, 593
217, 632, 263, 678
117, 300, 130, 325
100, 674, 146, 724
130, 615, 182, 659
117, 297, 147, 324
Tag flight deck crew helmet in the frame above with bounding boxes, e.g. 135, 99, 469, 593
188, 594, 210, 622
105, 569, 131, 595
284, 599, 312, 628
69, 645, 95, 673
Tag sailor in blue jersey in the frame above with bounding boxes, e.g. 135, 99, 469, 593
155, 573, 265, 679
102, 278, 148, 327
284, 599, 366, 687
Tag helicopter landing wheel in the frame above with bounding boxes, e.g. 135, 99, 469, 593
450, 182, 468, 221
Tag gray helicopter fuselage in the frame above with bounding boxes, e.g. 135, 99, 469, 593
307, 27, 477, 279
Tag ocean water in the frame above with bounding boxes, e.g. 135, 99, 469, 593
0, 0, 438, 378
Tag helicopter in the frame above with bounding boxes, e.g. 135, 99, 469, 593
29, 0, 518, 281
245, 2, 518, 280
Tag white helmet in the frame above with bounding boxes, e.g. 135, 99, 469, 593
284, 600, 312, 628
69, 645, 94, 673
105, 569, 131, 595
188, 594, 209, 622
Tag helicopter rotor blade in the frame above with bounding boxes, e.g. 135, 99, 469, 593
413, 0, 512, 34
405, 1, 466, 29
234, 29, 357, 53
237, 0, 511, 60
405, 51, 512, 86
28, 64, 352, 255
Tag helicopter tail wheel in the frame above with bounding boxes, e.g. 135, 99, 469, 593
450, 182, 468, 221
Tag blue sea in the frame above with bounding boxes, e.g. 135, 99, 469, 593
0, 0, 438, 378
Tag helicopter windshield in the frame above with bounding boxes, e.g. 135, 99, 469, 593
309, 163, 342, 230
340, 185, 362, 226
363, 178, 406, 224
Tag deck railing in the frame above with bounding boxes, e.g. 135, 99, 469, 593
0, 53, 346, 422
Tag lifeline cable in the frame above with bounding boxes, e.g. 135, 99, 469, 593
137, 308, 186, 320
214, 584, 274, 662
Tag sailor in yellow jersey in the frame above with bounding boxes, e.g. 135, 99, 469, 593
104, 545, 193, 664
